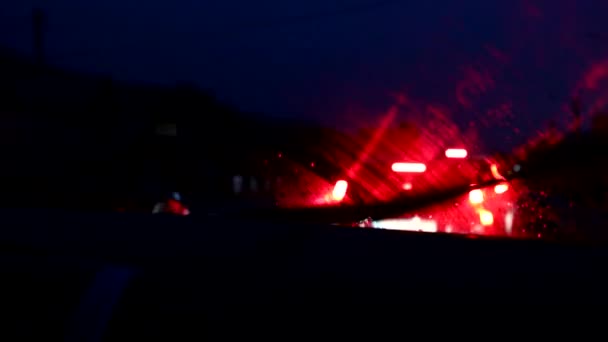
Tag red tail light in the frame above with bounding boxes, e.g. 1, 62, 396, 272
469, 189, 484, 204
494, 183, 509, 194
478, 209, 494, 226
445, 148, 468, 158
391, 162, 426, 173
332, 180, 348, 201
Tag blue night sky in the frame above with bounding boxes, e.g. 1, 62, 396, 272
2, 0, 608, 149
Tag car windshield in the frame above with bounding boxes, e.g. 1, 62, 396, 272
0, 1, 607, 240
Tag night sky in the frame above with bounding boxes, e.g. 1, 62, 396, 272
2, 0, 608, 150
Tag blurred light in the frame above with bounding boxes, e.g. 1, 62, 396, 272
403, 182, 413, 190
490, 164, 505, 180
172, 192, 181, 201
472, 225, 484, 234
332, 180, 348, 201
478, 209, 494, 226
445, 148, 468, 158
469, 189, 484, 204
513, 164, 521, 172
494, 183, 509, 194
505, 210, 514, 235
372, 217, 438, 232
391, 162, 426, 173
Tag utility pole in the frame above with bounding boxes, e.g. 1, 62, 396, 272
33, 8, 45, 67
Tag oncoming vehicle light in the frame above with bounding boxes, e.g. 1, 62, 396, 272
469, 189, 484, 204
391, 162, 426, 173
445, 148, 468, 158
371, 217, 438, 233
332, 180, 348, 201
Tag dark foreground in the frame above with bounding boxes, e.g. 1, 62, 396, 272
1, 209, 606, 340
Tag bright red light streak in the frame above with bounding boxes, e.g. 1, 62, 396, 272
391, 162, 426, 173
332, 180, 348, 201
445, 148, 468, 158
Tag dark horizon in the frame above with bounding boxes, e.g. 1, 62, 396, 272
2, 0, 608, 152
